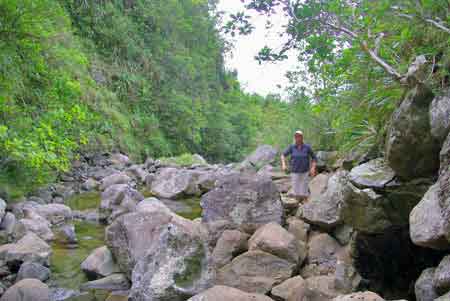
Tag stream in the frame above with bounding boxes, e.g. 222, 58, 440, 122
47, 191, 202, 300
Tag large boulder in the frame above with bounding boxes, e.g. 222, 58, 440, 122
410, 183, 450, 250
287, 217, 310, 243
301, 171, 350, 229
106, 208, 213, 301
13, 216, 54, 242
301, 233, 342, 278
0, 232, 51, 267
385, 84, 441, 180
271, 276, 305, 301
239, 145, 278, 171
99, 184, 143, 223
216, 250, 295, 294
187, 285, 274, 301
81, 246, 120, 279
212, 230, 249, 268
34, 203, 72, 226
100, 172, 132, 191
348, 158, 395, 189
287, 276, 339, 301
415, 268, 439, 301
441, 133, 450, 175
16, 262, 51, 282
150, 167, 199, 199
0, 279, 50, 301
248, 222, 303, 264
201, 174, 283, 233
80, 273, 130, 291
430, 89, 450, 142
129, 216, 213, 300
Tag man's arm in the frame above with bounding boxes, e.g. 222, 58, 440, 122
281, 145, 291, 171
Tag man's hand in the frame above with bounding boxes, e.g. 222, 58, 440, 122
309, 167, 317, 177
281, 164, 287, 172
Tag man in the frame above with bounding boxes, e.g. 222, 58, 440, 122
281, 130, 317, 202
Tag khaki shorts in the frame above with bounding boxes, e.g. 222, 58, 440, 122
291, 172, 310, 197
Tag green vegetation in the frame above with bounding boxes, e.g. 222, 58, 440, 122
65, 191, 101, 211
2, 0, 449, 195
159, 153, 206, 167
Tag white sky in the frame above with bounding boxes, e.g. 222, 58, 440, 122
216, 0, 299, 98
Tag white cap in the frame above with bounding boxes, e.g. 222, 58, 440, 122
294, 130, 303, 136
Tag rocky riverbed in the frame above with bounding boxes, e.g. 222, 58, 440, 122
0, 88, 449, 301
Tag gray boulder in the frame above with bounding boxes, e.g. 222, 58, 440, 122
0, 232, 52, 266
100, 172, 132, 191
81, 246, 120, 278
271, 276, 305, 301
239, 145, 278, 171
385, 84, 440, 180
316, 151, 338, 172
301, 171, 350, 229
13, 216, 54, 241
34, 203, 72, 226
441, 133, 450, 175
0, 279, 50, 301
430, 89, 450, 142
99, 184, 143, 223
216, 250, 295, 294
81, 178, 98, 191
212, 230, 249, 268
301, 233, 342, 278
0, 212, 16, 235
16, 261, 50, 282
287, 275, 339, 301
435, 291, 450, 301
410, 183, 450, 250
80, 273, 130, 291
128, 215, 213, 300
287, 217, 310, 243
150, 167, 199, 199
125, 164, 149, 184
201, 174, 283, 233
108, 153, 131, 167
434, 255, 450, 295
348, 158, 395, 189
187, 285, 274, 301
415, 268, 438, 301
248, 222, 303, 264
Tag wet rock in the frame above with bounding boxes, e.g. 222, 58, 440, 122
287, 275, 339, 301
100, 173, 132, 191
16, 261, 50, 282
434, 255, 450, 294
212, 230, 249, 268
430, 89, 450, 142
271, 276, 305, 301
81, 246, 120, 279
348, 158, 395, 189
150, 167, 199, 199
187, 285, 274, 301
0, 232, 52, 267
215, 250, 295, 294
332, 292, 384, 301
287, 217, 310, 243
128, 214, 213, 301
301, 171, 350, 229
385, 84, 440, 180
410, 183, 450, 250
0, 279, 50, 301
80, 273, 130, 291
415, 268, 438, 301
248, 222, 303, 264
201, 174, 283, 233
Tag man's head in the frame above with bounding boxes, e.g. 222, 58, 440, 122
294, 130, 303, 144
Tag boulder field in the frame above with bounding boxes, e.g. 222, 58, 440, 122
0, 89, 449, 301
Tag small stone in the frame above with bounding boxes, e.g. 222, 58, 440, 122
16, 261, 50, 282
